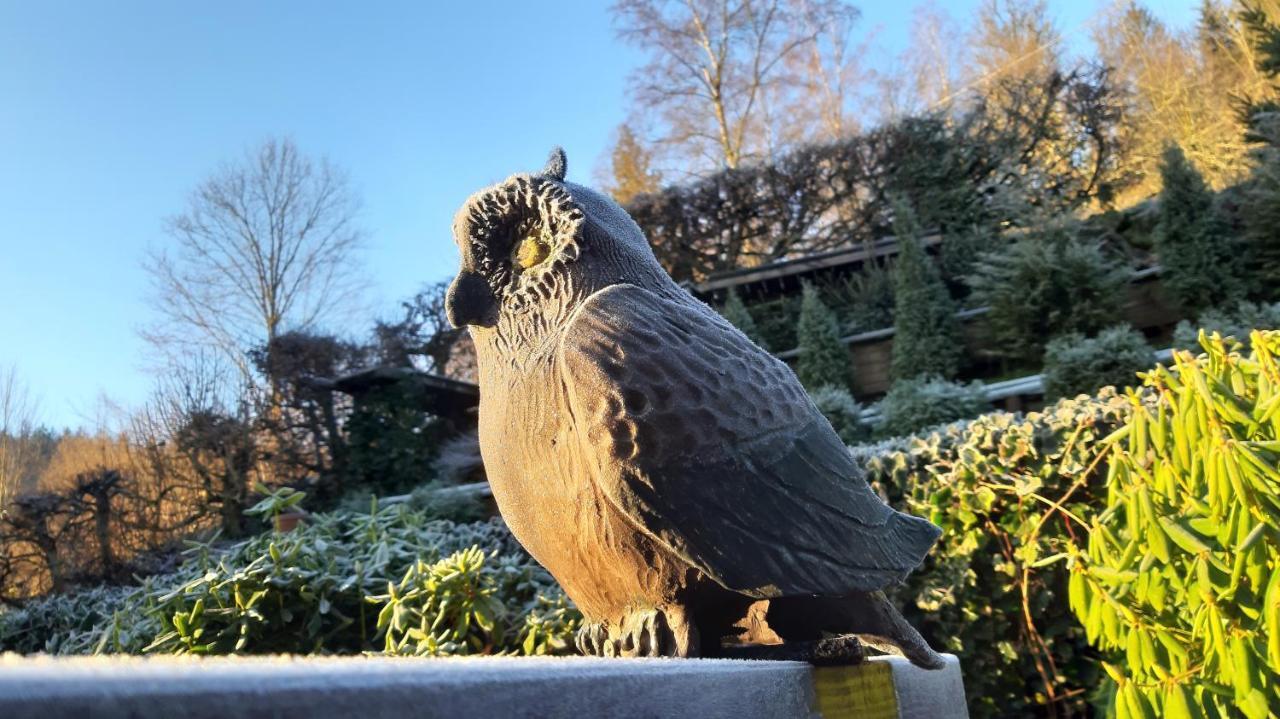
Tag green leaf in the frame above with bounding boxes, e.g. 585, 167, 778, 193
1163, 685, 1194, 719
1160, 517, 1214, 554
1239, 689, 1269, 719
1091, 566, 1139, 584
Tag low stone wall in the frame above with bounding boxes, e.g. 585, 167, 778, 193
0, 653, 966, 719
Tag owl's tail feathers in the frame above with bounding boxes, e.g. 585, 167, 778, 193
848, 590, 946, 670
860, 515, 947, 669
763, 592, 945, 669
837, 458, 941, 591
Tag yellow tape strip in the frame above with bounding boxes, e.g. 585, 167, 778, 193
812, 662, 899, 719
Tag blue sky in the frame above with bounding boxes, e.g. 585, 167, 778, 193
0, 1, 1197, 429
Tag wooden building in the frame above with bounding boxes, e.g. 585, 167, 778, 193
688, 240, 1181, 410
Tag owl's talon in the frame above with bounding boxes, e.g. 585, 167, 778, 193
574, 607, 697, 658
575, 622, 608, 656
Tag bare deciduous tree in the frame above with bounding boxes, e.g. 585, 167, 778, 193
772, 0, 867, 145
374, 280, 465, 374
0, 365, 40, 513
143, 138, 366, 386
876, 3, 968, 120
613, 0, 858, 173
133, 354, 259, 537
969, 0, 1061, 95
1092, 0, 1279, 206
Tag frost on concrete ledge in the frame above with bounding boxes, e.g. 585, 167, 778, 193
0, 652, 966, 719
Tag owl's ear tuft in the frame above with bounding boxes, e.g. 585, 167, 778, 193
539, 147, 567, 181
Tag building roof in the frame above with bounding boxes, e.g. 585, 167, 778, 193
690, 233, 941, 302
308, 366, 479, 422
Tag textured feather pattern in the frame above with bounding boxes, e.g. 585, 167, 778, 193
558, 284, 942, 598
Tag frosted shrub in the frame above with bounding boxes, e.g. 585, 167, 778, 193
807, 384, 868, 445
875, 375, 988, 438
1042, 326, 1152, 401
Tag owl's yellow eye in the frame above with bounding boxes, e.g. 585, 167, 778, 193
513, 233, 551, 269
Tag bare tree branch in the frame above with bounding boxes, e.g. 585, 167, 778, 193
142, 138, 367, 389
613, 0, 860, 174
0, 365, 41, 513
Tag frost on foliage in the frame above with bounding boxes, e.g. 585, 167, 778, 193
1042, 325, 1152, 401
861, 387, 1137, 718
430, 429, 483, 483
0, 506, 579, 657
875, 375, 988, 439
807, 384, 868, 445
1173, 301, 1280, 352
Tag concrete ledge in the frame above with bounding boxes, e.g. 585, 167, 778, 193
0, 653, 966, 719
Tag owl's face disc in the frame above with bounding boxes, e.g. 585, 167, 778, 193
446, 174, 585, 329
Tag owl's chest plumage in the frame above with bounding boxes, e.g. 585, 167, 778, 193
475, 346, 577, 532
472, 329, 693, 622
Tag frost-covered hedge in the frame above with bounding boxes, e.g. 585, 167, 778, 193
858, 387, 1138, 718
0, 504, 578, 657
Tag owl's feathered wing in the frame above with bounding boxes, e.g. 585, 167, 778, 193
557, 284, 940, 598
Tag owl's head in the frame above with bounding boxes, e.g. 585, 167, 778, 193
446, 148, 667, 330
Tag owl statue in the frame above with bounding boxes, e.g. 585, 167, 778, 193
446, 149, 943, 667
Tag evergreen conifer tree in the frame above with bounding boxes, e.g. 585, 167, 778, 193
1241, 120, 1280, 297
1239, 5, 1280, 298
1240, 3, 1280, 129
890, 198, 962, 381
796, 282, 850, 391
605, 123, 662, 204
718, 289, 766, 349
1155, 144, 1242, 313
968, 220, 1129, 366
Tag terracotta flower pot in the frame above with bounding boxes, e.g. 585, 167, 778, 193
274, 511, 308, 533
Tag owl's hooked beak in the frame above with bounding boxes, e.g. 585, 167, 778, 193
446, 270, 499, 329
